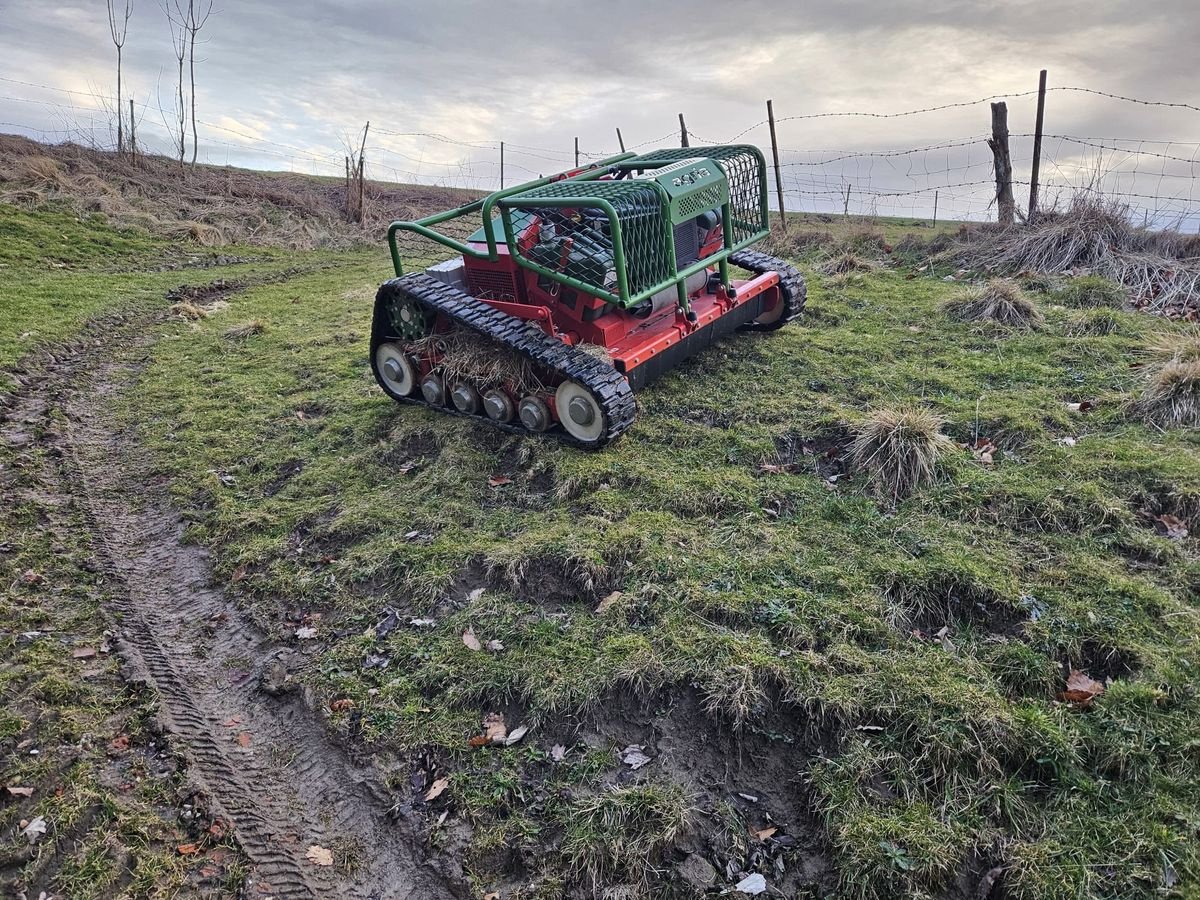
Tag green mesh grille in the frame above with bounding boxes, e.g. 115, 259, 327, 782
636, 146, 767, 247
501, 180, 675, 300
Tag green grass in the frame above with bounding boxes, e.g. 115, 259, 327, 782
115, 235, 1200, 897
4, 197, 1198, 897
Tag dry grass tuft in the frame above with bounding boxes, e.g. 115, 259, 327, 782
414, 330, 545, 393
170, 301, 208, 321
962, 194, 1200, 316
944, 279, 1043, 329
1146, 327, 1200, 365
223, 320, 266, 340
820, 251, 877, 276
1067, 309, 1125, 337
1135, 359, 1200, 429
850, 405, 954, 500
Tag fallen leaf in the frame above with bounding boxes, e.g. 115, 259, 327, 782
110, 734, 130, 751
550, 744, 567, 762
208, 819, 228, 838
621, 745, 652, 770
22, 816, 46, 843
596, 591, 623, 614
485, 639, 505, 653
751, 826, 778, 842
734, 872, 767, 895
177, 843, 200, 856
6, 786, 34, 798
306, 845, 334, 867
237, 732, 252, 748
1056, 436, 1077, 447
483, 893, 500, 900
72, 647, 97, 659
1066, 400, 1096, 413
467, 735, 490, 748
295, 626, 318, 640
329, 699, 356, 713
1155, 514, 1189, 541
409, 617, 436, 628
487, 475, 512, 487
424, 777, 450, 802
467, 587, 486, 602
462, 629, 482, 652
483, 712, 507, 745
505, 724, 529, 746
20, 569, 43, 585
1060, 670, 1106, 707
231, 565, 248, 583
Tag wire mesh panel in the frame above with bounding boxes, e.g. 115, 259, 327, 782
500, 180, 676, 302
636, 145, 768, 245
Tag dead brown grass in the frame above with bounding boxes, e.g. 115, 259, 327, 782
1136, 359, 1200, 429
0, 132, 479, 250
223, 320, 266, 340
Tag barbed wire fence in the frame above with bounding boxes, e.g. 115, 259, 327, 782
1, 72, 1197, 232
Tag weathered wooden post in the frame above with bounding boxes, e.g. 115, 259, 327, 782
679, 113, 689, 148
766, 99, 787, 230
987, 102, 1015, 226
1028, 69, 1048, 222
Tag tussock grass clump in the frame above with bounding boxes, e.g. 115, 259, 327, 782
560, 784, 693, 890
944, 279, 1043, 329
1055, 275, 1127, 309
1136, 359, 1200, 429
850, 405, 954, 500
1146, 327, 1200, 364
820, 251, 877, 276
223, 319, 266, 340
1067, 308, 1125, 337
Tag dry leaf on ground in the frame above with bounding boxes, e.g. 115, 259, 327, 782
596, 591, 623, 614
462, 629, 483, 652
483, 712, 507, 745
306, 845, 334, 866
1155, 514, 1189, 541
621, 745, 652, 770
1060, 670, 1106, 707
6, 786, 34, 798
424, 777, 450, 802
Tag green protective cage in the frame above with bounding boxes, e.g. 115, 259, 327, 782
385, 145, 771, 310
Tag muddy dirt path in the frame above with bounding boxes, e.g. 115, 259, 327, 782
1, 299, 459, 899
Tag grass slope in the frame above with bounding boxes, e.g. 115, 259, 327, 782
116, 240, 1200, 896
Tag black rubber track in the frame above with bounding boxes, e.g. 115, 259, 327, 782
729, 249, 807, 331
371, 273, 637, 449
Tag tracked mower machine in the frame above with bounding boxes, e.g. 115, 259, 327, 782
371, 146, 805, 447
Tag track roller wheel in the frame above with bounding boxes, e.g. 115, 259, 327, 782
421, 373, 446, 405
518, 396, 551, 432
374, 343, 418, 398
483, 390, 515, 423
555, 381, 605, 443
451, 382, 482, 415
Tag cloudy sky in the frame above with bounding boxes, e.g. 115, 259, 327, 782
2, 0, 1198, 223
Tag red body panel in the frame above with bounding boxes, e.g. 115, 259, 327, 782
460, 240, 782, 382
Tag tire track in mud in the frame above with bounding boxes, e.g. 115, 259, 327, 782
1, 288, 460, 899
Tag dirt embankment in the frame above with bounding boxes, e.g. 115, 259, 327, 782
0, 132, 480, 250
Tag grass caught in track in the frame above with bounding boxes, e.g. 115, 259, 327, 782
115, 229, 1200, 898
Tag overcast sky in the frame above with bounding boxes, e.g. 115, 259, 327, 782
1, 0, 1198, 223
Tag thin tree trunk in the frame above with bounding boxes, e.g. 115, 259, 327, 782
188, 17, 198, 166
116, 47, 123, 154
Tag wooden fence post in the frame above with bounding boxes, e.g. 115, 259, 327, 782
679, 113, 689, 148
766, 99, 787, 231
843, 183, 851, 217
500, 141, 505, 189
128, 98, 136, 164
987, 102, 1015, 227
1028, 69, 1048, 222
933, 190, 939, 226
615, 127, 625, 152
574, 136, 579, 168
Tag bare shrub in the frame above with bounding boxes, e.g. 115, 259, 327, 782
850, 405, 954, 500
944, 279, 1043, 329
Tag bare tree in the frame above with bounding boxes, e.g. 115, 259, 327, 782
182, 0, 214, 166
162, 1, 188, 166
106, 0, 133, 154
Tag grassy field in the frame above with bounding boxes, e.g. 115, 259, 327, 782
3, 188, 1199, 898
